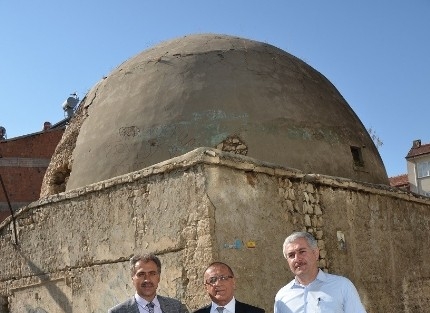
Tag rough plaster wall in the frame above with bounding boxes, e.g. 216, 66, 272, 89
205, 165, 289, 310
1, 148, 430, 313
207, 165, 430, 313
305, 184, 430, 313
1, 158, 215, 312
9, 275, 72, 312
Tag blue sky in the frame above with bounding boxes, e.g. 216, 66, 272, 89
1, 1, 429, 177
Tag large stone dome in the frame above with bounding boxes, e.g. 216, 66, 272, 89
42, 33, 388, 195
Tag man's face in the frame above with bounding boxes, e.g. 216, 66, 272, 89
284, 237, 319, 284
204, 264, 236, 306
132, 260, 160, 301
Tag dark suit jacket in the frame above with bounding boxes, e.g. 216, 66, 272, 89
193, 300, 265, 313
108, 295, 189, 313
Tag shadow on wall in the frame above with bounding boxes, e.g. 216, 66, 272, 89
12, 247, 72, 313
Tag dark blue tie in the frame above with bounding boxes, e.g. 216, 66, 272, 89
147, 302, 155, 313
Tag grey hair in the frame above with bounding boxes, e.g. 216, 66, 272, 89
129, 253, 162, 276
282, 232, 318, 258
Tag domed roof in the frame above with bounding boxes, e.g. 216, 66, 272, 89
51, 34, 389, 192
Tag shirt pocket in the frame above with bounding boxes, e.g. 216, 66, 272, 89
312, 296, 342, 313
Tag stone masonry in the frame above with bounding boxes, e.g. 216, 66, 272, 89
0, 148, 429, 313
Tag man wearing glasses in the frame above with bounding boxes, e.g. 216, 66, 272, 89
193, 262, 265, 313
108, 253, 189, 313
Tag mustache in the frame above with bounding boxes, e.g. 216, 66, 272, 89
141, 282, 154, 287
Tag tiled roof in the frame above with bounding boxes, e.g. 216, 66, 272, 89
406, 142, 430, 158
389, 174, 409, 188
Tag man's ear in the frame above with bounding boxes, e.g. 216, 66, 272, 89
314, 248, 320, 260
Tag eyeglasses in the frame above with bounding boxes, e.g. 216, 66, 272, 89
205, 275, 234, 285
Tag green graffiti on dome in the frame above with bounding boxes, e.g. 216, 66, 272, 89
287, 126, 340, 144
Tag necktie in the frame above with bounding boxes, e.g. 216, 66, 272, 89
216, 307, 225, 313
147, 302, 155, 313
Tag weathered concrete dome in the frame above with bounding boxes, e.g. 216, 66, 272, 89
43, 33, 389, 194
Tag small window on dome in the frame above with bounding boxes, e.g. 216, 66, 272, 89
350, 146, 364, 167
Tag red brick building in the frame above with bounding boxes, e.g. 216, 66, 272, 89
0, 125, 65, 223
389, 173, 409, 190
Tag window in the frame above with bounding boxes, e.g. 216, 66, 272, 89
417, 161, 430, 178
350, 146, 364, 167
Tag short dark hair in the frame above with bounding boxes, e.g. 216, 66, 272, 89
204, 261, 235, 277
130, 253, 162, 276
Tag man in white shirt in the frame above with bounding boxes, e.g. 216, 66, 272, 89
274, 232, 367, 313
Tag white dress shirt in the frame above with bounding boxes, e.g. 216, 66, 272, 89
274, 269, 367, 313
210, 297, 236, 313
135, 294, 163, 313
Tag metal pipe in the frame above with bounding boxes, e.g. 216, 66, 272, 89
0, 174, 18, 245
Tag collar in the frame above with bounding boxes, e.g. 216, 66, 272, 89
292, 269, 326, 288
315, 269, 328, 281
211, 297, 236, 313
135, 293, 160, 308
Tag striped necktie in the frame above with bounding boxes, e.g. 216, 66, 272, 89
147, 302, 155, 313
216, 307, 225, 313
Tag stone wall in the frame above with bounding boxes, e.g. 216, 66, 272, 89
0, 148, 429, 313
